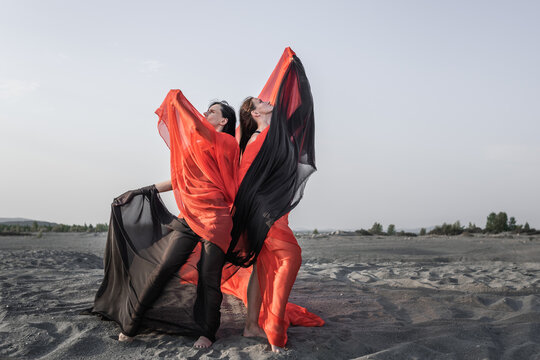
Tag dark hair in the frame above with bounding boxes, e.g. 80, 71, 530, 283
238, 96, 257, 153
209, 101, 236, 137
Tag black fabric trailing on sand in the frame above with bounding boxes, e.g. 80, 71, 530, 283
91, 186, 224, 341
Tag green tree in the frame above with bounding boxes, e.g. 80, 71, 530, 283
428, 221, 463, 235
508, 217, 517, 231
387, 224, 396, 236
370, 222, 384, 235
485, 212, 509, 233
524, 222, 530, 231
419, 228, 426, 236
95, 223, 109, 232
313, 228, 319, 235
485, 212, 496, 232
451, 221, 463, 234
466, 222, 482, 234
496, 212, 509, 232
355, 229, 372, 236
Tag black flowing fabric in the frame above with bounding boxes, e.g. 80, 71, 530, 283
91, 186, 224, 341
227, 51, 316, 267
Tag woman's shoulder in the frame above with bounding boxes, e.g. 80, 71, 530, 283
216, 132, 240, 152
246, 132, 260, 146
247, 127, 269, 146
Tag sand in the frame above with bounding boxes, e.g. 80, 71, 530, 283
1, 232, 539, 359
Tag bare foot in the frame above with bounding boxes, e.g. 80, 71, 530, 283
193, 336, 212, 348
271, 344, 285, 353
118, 333, 134, 342
243, 324, 267, 339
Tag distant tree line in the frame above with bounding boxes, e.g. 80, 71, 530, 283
328, 211, 537, 237
427, 212, 537, 236
352, 222, 418, 237
0, 221, 109, 235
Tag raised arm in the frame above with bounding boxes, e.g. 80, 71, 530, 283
156, 90, 216, 148
154, 180, 173, 193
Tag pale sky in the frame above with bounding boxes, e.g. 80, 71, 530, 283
1, 0, 539, 230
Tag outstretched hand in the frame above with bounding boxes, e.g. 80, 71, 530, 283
113, 185, 156, 206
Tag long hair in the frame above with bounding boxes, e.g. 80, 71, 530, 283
210, 101, 236, 137
238, 97, 257, 153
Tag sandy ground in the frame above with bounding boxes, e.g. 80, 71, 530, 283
1, 232, 539, 359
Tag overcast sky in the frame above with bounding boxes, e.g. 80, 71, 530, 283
1, 0, 539, 230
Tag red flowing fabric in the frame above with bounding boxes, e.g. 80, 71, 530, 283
222, 62, 324, 345
234, 47, 299, 145
155, 90, 239, 253
259, 47, 299, 107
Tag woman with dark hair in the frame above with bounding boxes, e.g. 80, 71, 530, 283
223, 48, 323, 353
92, 93, 239, 348
236, 96, 303, 353
208, 100, 237, 137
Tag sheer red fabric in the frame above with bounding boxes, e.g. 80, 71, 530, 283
155, 90, 239, 253
259, 47, 298, 107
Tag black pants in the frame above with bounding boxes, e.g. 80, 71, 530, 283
126, 219, 225, 341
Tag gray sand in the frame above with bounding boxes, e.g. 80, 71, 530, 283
1, 232, 539, 359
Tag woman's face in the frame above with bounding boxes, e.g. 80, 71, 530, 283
204, 104, 227, 130
251, 98, 273, 115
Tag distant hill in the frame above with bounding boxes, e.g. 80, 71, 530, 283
0, 217, 31, 223
0, 218, 58, 226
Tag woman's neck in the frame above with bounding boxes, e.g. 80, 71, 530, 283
256, 113, 271, 131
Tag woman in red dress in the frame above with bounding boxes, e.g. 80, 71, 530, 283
224, 48, 322, 353
92, 93, 239, 348
240, 98, 303, 353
